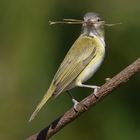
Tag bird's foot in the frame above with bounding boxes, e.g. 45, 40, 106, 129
72, 98, 79, 111
93, 86, 100, 99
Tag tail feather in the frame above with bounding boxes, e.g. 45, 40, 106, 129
29, 86, 55, 122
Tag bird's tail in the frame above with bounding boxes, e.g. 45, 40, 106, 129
29, 85, 55, 122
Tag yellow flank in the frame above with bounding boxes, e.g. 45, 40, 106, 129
29, 34, 105, 122
75, 35, 105, 86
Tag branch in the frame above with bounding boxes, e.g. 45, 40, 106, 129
27, 58, 140, 140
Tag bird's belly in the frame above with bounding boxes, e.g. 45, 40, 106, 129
76, 53, 105, 84
65, 53, 105, 91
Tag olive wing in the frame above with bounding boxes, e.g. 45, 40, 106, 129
52, 35, 97, 97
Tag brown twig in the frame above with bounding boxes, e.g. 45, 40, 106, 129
26, 58, 140, 140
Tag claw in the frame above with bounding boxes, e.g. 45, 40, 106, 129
72, 98, 79, 111
93, 86, 100, 99
105, 77, 111, 82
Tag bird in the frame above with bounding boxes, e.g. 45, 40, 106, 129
29, 12, 106, 122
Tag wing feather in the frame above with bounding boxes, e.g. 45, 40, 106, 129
52, 34, 97, 97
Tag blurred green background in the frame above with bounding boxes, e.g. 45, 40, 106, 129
0, 0, 140, 140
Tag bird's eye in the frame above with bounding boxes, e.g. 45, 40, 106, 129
97, 18, 101, 22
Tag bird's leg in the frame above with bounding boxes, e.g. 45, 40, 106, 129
77, 83, 100, 99
67, 91, 79, 111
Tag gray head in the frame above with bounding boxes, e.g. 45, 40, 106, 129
82, 12, 105, 38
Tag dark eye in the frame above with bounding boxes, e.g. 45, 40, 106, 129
97, 18, 101, 22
